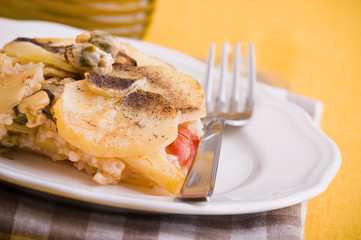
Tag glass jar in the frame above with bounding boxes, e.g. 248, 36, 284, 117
0, 0, 156, 38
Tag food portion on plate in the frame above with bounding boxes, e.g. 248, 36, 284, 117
0, 31, 206, 195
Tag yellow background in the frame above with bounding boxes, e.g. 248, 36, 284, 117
144, 0, 361, 239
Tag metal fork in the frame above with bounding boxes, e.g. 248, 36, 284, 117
177, 43, 256, 201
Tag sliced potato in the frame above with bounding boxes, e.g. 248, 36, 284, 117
141, 65, 206, 123
34, 38, 74, 46
113, 65, 207, 123
85, 69, 146, 98
0, 66, 43, 114
53, 80, 180, 158
43, 67, 79, 79
3, 40, 80, 73
124, 43, 175, 69
122, 151, 185, 194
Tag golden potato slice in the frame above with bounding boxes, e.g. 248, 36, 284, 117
122, 151, 186, 195
113, 65, 207, 123
3, 40, 80, 73
124, 43, 175, 69
53, 80, 180, 158
34, 38, 74, 46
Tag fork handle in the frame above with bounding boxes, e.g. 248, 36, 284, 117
177, 118, 225, 201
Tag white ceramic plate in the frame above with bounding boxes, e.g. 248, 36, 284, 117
0, 18, 341, 215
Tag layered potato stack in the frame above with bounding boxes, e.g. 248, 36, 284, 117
0, 31, 206, 194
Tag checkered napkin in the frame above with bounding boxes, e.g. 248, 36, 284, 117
0, 87, 322, 240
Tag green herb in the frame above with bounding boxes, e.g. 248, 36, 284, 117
0, 148, 14, 160
0, 131, 21, 148
13, 106, 28, 125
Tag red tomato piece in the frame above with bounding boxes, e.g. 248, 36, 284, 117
166, 127, 199, 169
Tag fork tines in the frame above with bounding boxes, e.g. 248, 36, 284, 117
205, 43, 256, 119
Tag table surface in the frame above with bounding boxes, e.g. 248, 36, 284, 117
143, 0, 361, 239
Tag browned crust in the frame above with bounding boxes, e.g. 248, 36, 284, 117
138, 66, 204, 116
110, 64, 144, 79
111, 64, 204, 114
122, 89, 178, 121
92, 64, 205, 120
87, 73, 137, 90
